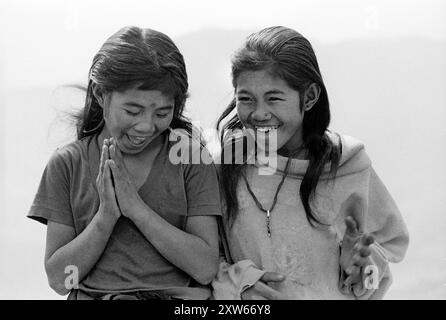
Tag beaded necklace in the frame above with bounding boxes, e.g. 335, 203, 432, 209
242, 147, 304, 237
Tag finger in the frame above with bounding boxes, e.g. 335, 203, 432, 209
99, 146, 105, 175
358, 246, 372, 258
352, 253, 361, 265
362, 234, 375, 246
250, 282, 283, 300
344, 265, 361, 287
345, 263, 360, 278
260, 272, 286, 283
351, 250, 373, 269
109, 144, 116, 162
99, 143, 109, 176
345, 216, 358, 236
108, 159, 120, 180
357, 256, 373, 268
103, 138, 110, 147
103, 160, 115, 195
103, 139, 110, 159
109, 138, 123, 168
345, 264, 353, 275
104, 160, 111, 178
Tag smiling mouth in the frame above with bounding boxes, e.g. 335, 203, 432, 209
253, 125, 280, 133
127, 134, 150, 146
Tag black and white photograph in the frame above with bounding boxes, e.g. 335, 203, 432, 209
0, 0, 445, 303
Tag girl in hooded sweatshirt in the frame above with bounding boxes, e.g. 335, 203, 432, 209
212, 26, 409, 300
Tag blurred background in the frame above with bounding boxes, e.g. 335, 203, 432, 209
0, 0, 445, 299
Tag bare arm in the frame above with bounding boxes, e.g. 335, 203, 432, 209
108, 139, 220, 285
45, 140, 121, 295
44, 209, 118, 295
130, 208, 220, 285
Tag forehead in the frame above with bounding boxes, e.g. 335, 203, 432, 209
235, 70, 295, 94
110, 87, 174, 107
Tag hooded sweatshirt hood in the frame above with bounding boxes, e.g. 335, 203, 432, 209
254, 131, 371, 178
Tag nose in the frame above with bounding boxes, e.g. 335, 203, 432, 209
133, 115, 157, 135
250, 103, 272, 122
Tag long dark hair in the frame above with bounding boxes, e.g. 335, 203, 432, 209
77, 26, 193, 140
217, 26, 341, 228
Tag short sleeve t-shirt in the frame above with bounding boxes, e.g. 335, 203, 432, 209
28, 130, 221, 295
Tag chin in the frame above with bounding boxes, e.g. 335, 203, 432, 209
118, 142, 148, 155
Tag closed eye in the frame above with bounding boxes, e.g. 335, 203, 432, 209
124, 109, 140, 116
268, 97, 284, 102
237, 96, 254, 103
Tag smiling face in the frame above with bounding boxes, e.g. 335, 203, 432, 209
235, 69, 305, 155
102, 86, 174, 154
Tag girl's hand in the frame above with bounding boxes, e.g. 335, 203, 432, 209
339, 216, 375, 286
241, 272, 287, 300
107, 138, 146, 219
96, 139, 121, 222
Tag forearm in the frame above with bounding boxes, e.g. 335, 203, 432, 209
131, 205, 218, 285
45, 209, 117, 294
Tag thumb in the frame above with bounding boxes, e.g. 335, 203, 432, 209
260, 272, 285, 283
103, 160, 115, 192
340, 193, 366, 233
345, 216, 359, 236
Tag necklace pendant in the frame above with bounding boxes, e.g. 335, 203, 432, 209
266, 210, 271, 237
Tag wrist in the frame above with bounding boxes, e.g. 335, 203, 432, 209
123, 200, 147, 220
96, 206, 119, 231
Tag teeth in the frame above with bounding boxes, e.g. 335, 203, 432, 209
255, 126, 278, 133
128, 135, 147, 145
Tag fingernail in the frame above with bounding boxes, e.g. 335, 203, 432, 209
346, 266, 353, 275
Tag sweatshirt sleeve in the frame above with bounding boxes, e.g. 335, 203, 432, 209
339, 168, 410, 299
211, 260, 266, 300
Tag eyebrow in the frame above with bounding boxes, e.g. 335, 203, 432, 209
236, 89, 252, 95
123, 102, 174, 110
265, 90, 286, 95
236, 89, 286, 95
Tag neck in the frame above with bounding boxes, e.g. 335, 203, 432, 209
278, 144, 307, 159
278, 130, 307, 159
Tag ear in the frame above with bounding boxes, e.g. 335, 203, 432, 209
91, 83, 105, 109
303, 83, 321, 112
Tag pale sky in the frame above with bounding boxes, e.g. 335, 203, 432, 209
0, 0, 445, 88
